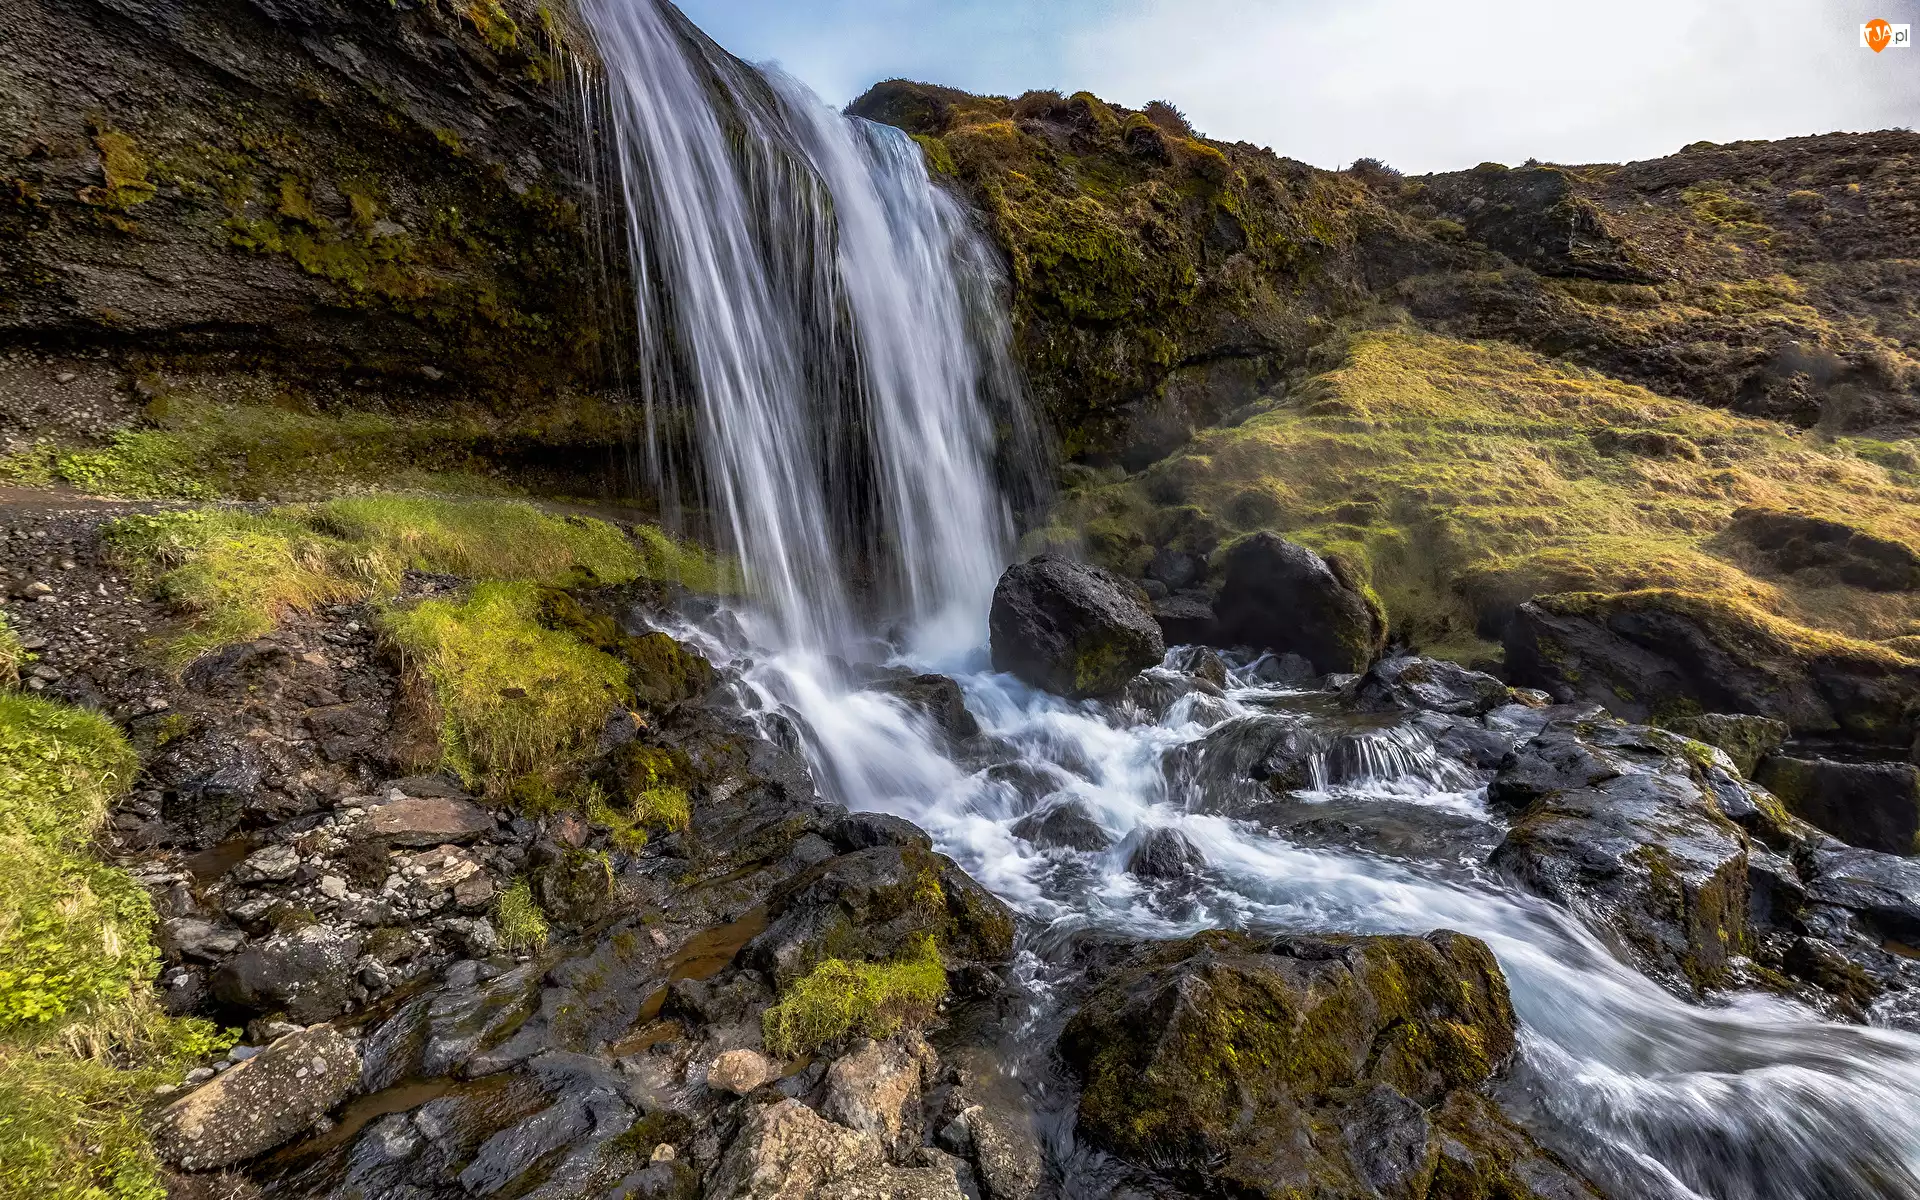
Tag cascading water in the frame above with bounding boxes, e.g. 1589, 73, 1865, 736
581, 3, 1920, 1196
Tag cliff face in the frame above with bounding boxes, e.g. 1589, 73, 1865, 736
854, 81, 1920, 466
0, 0, 619, 442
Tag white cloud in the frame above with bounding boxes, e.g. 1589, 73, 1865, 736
1061, 0, 1920, 171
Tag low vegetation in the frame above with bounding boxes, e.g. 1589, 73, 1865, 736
494, 878, 549, 953
382, 581, 629, 787
0, 612, 22, 689
761, 933, 947, 1059
1045, 328, 1920, 662
106, 497, 723, 668
0, 694, 229, 1199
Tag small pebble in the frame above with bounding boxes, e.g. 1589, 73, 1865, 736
185, 1067, 214, 1085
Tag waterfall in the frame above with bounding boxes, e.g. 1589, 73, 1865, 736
580, 0, 1034, 659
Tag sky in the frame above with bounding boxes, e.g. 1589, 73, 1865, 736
676, 0, 1920, 173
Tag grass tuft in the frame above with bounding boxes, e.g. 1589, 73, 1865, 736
761, 934, 946, 1059
0, 612, 22, 690
381, 582, 627, 788
495, 878, 549, 953
0, 694, 230, 1199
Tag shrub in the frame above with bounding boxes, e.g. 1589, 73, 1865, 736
381, 581, 628, 787
761, 934, 946, 1058
1142, 99, 1193, 137
495, 878, 549, 953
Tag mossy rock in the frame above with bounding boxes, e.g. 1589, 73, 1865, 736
1657, 712, 1790, 778
1057, 929, 1565, 1197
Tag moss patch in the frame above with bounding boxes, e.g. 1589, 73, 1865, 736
0, 694, 230, 1199
761, 933, 946, 1059
382, 581, 628, 788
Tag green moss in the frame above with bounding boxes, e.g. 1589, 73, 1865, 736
1056, 328, 1920, 657
586, 781, 688, 853
81, 129, 156, 211
761, 933, 947, 1059
0, 694, 231, 1199
495, 877, 549, 953
382, 581, 627, 788
107, 498, 716, 668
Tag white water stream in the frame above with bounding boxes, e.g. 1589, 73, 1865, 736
580, 2, 1920, 1195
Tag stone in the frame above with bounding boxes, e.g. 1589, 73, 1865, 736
1123, 825, 1206, 881
1505, 591, 1920, 746
1153, 591, 1221, 646
709, 1048, 780, 1095
153, 1027, 361, 1170
1661, 712, 1791, 778
708, 1098, 885, 1200
1756, 756, 1920, 856
1146, 546, 1207, 591
318, 874, 350, 900
1010, 801, 1112, 852
212, 924, 364, 1022
1347, 655, 1510, 717
229, 842, 300, 885
1056, 929, 1581, 1199
1798, 842, 1920, 942
870, 674, 981, 742
989, 555, 1164, 699
1490, 722, 1750, 992
822, 1035, 937, 1154
747, 846, 1015, 985
817, 1166, 969, 1200
359, 795, 495, 847
941, 1102, 1043, 1200
825, 812, 935, 854
160, 917, 247, 963
1212, 533, 1386, 675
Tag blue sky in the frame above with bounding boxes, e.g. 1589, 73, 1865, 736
678, 0, 1920, 173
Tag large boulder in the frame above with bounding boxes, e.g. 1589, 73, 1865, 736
989, 556, 1164, 699
1348, 655, 1511, 717
212, 924, 363, 1022
745, 845, 1016, 986
358, 795, 495, 847
1057, 930, 1595, 1199
708, 1098, 883, 1200
1213, 534, 1386, 675
1505, 590, 1920, 746
154, 1027, 361, 1170
1756, 757, 1920, 856
1798, 842, 1920, 942
1660, 712, 1790, 777
1489, 721, 1750, 991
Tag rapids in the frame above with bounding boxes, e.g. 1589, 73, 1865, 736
580, 1, 1920, 1195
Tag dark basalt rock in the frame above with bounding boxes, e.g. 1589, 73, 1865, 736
212, 924, 364, 1023
1756, 756, 1920, 856
1123, 826, 1206, 881
871, 673, 982, 742
989, 555, 1165, 699
1213, 534, 1386, 675
1489, 722, 1751, 992
1660, 712, 1791, 777
826, 811, 936, 854
1011, 801, 1111, 852
745, 844, 1017, 986
1798, 842, 1920, 942
1152, 589, 1222, 647
1506, 591, 1920, 746
1348, 655, 1511, 717
1057, 929, 1596, 1199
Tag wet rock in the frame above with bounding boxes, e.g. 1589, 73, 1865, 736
827, 812, 936, 854
1756, 756, 1920, 856
938, 1102, 1043, 1200
230, 841, 300, 885
153, 1026, 361, 1170
709, 1098, 884, 1200
360, 795, 495, 847
1490, 722, 1750, 991
213, 924, 364, 1022
747, 846, 1016, 985
1146, 546, 1207, 592
822, 1034, 937, 1155
1661, 712, 1790, 777
1427, 1090, 1602, 1199
1168, 644, 1231, 687
1152, 590, 1221, 647
1123, 826, 1206, 881
160, 917, 247, 963
1057, 929, 1575, 1198
162, 741, 266, 849
710, 1048, 780, 1096
1348, 655, 1510, 717
1213, 533, 1386, 675
989, 555, 1165, 699
1798, 842, 1920, 941
1163, 714, 1323, 817
871, 674, 981, 742
1505, 591, 1920, 745
1010, 800, 1111, 852
456, 1063, 637, 1197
